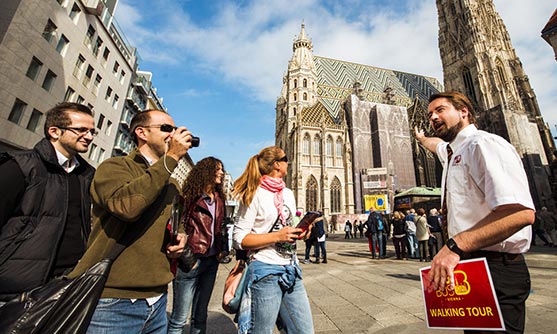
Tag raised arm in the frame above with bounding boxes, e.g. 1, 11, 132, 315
414, 126, 442, 153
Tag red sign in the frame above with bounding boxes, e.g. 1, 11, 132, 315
420, 258, 505, 331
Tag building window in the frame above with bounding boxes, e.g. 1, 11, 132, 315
101, 47, 110, 66
462, 67, 477, 105
92, 37, 103, 57
105, 87, 113, 101
26, 109, 43, 132
89, 143, 97, 160
93, 74, 102, 96
326, 136, 333, 166
105, 120, 112, 135
293, 79, 297, 88
8, 99, 27, 124
64, 86, 75, 102
42, 70, 57, 91
112, 61, 119, 75
84, 25, 95, 47
42, 19, 57, 42
302, 134, 310, 165
293, 93, 297, 101
97, 148, 105, 163
119, 70, 126, 83
113, 94, 119, 109
55, 34, 69, 55
69, 3, 81, 22
56, 0, 67, 7
303, 92, 307, 101
313, 135, 320, 165
305, 176, 318, 212
26, 57, 43, 81
330, 177, 341, 213
97, 113, 105, 129
83, 65, 93, 87
303, 79, 307, 88
76, 95, 85, 104
335, 138, 343, 166
73, 54, 85, 78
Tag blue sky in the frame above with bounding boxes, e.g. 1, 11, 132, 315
114, 0, 557, 178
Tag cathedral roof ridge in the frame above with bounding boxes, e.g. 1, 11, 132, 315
542, 8, 557, 38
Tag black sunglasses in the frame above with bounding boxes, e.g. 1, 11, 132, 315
276, 155, 288, 163
58, 126, 98, 137
140, 124, 177, 133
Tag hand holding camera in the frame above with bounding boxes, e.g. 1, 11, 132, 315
166, 126, 200, 161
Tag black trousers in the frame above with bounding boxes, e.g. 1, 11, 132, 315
464, 252, 530, 334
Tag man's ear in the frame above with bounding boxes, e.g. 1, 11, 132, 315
135, 126, 147, 143
48, 127, 61, 140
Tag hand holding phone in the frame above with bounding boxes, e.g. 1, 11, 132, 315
296, 211, 322, 233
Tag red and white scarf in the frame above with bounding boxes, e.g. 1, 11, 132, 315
259, 175, 286, 224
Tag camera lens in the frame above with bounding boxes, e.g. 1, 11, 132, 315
191, 136, 200, 147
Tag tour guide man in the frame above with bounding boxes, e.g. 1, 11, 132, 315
415, 91, 535, 333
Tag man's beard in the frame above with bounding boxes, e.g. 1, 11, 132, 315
436, 119, 464, 142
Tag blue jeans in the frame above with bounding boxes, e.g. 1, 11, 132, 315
238, 261, 313, 334
86, 293, 167, 334
315, 241, 326, 260
371, 233, 384, 258
168, 256, 219, 334
406, 233, 418, 258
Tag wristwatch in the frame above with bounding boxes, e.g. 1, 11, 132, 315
446, 238, 465, 258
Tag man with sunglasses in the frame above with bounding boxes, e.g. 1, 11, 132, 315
0, 102, 96, 305
72, 109, 192, 334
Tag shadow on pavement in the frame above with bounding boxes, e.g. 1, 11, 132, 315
385, 273, 422, 281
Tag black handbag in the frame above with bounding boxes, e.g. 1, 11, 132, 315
0, 216, 153, 334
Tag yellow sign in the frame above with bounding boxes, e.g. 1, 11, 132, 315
364, 194, 387, 211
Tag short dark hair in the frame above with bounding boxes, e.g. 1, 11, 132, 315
429, 91, 477, 125
44, 102, 94, 139
129, 109, 162, 144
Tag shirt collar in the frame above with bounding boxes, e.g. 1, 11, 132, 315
55, 149, 80, 173
449, 124, 477, 152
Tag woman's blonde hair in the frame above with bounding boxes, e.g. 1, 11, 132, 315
233, 146, 284, 206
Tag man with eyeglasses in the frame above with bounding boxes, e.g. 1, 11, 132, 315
71, 109, 192, 334
0, 102, 96, 305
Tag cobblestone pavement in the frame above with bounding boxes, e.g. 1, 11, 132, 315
167, 233, 557, 333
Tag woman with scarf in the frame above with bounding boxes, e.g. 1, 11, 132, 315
232, 146, 314, 334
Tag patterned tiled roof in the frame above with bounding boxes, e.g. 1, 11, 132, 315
314, 56, 443, 118
300, 101, 343, 129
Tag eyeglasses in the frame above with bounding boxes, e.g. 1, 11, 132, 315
139, 124, 177, 133
59, 126, 98, 137
276, 155, 288, 163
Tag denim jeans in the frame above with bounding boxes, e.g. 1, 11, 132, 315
406, 233, 418, 258
315, 241, 326, 259
371, 233, 384, 258
238, 260, 313, 334
86, 293, 167, 334
168, 256, 219, 334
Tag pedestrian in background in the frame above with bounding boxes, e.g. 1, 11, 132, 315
405, 209, 418, 259
232, 146, 313, 334
168, 157, 228, 334
415, 208, 430, 262
390, 211, 408, 260
0, 103, 95, 305
313, 215, 327, 264
427, 208, 443, 258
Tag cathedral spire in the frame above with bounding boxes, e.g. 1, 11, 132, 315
293, 23, 313, 52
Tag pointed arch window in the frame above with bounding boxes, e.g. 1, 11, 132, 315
495, 59, 506, 90
303, 92, 307, 101
313, 135, 321, 165
330, 177, 341, 213
335, 138, 343, 166
303, 79, 307, 88
302, 134, 310, 165
462, 67, 478, 105
306, 176, 318, 211
326, 136, 333, 166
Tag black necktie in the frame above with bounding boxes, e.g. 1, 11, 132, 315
441, 145, 453, 244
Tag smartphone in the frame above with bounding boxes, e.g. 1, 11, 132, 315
296, 211, 322, 232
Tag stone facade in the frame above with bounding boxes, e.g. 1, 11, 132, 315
275, 25, 442, 215
436, 0, 556, 210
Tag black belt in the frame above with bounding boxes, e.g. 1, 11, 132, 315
466, 250, 524, 263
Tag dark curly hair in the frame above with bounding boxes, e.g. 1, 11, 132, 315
182, 157, 225, 209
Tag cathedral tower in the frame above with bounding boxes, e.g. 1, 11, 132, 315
436, 0, 555, 209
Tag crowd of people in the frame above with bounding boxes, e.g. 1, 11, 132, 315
0, 90, 555, 334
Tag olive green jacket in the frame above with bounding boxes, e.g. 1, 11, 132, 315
70, 149, 180, 299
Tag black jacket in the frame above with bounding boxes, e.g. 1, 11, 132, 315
0, 138, 94, 300
366, 211, 389, 235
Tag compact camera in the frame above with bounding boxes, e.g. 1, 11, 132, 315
191, 136, 200, 147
